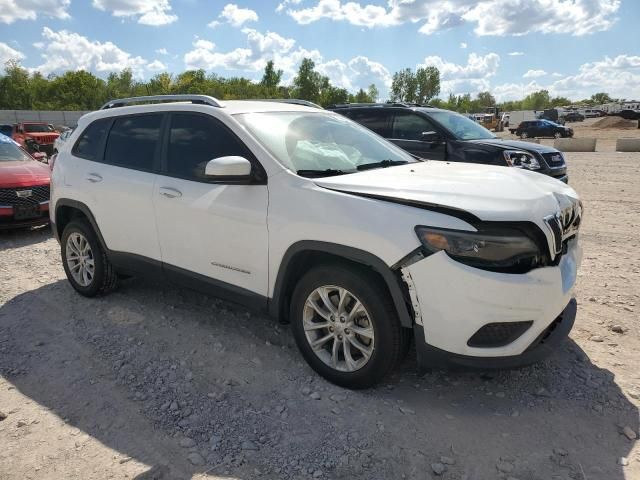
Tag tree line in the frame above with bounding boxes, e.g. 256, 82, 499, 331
0, 58, 617, 115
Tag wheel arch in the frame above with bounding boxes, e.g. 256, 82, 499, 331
54, 199, 108, 251
270, 241, 414, 328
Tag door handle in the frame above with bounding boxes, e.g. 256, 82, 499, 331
87, 173, 103, 183
159, 187, 182, 199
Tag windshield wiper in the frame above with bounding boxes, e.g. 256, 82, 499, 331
296, 168, 354, 177
356, 159, 409, 171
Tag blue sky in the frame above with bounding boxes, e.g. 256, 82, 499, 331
1, 0, 638, 101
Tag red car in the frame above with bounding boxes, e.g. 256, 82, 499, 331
12, 122, 59, 157
0, 134, 50, 229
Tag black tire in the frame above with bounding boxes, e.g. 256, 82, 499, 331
61, 219, 117, 297
290, 263, 405, 389
520, 131, 529, 139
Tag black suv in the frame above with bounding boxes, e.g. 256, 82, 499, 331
514, 120, 573, 139
328, 103, 568, 183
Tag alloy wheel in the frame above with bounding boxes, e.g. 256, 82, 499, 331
65, 232, 95, 287
303, 285, 375, 372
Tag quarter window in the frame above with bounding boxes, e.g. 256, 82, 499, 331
72, 118, 110, 161
166, 113, 251, 181
104, 114, 162, 171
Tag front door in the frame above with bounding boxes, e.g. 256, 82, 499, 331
153, 112, 269, 299
390, 112, 446, 160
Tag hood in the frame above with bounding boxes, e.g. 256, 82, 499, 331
468, 138, 559, 154
0, 160, 50, 188
313, 161, 578, 224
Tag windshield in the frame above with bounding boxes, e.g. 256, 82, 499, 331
235, 112, 415, 176
0, 136, 32, 162
428, 110, 496, 140
24, 124, 55, 133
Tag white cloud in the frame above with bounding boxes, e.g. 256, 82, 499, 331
210, 3, 258, 28
156, 48, 168, 55
421, 52, 500, 95
32, 27, 149, 78
523, 69, 547, 78
0, 42, 25, 64
276, 0, 301, 13
0, 0, 70, 24
317, 55, 391, 91
147, 59, 167, 71
460, 42, 467, 49
92, 0, 177, 25
183, 28, 390, 95
551, 72, 563, 77
508, 51, 524, 56
493, 54, 640, 101
286, 0, 620, 36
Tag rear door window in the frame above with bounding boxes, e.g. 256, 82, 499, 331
346, 109, 391, 137
104, 114, 162, 171
391, 112, 439, 140
72, 118, 111, 161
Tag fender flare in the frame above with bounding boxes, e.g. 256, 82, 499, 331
53, 198, 108, 251
270, 241, 413, 328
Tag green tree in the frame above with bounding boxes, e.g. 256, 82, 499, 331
0, 60, 32, 109
476, 91, 496, 108
390, 68, 417, 102
367, 84, 379, 102
260, 60, 283, 91
415, 66, 440, 103
292, 58, 323, 103
590, 92, 613, 105
521, 89, 551, 110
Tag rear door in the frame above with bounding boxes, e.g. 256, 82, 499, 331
343, 108, 392, 137
69, 113, 163, 260
390, 111, 445, 160
153, 112, 269, 298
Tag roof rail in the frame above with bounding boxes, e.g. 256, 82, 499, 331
249, 98, 323, 109
327, 102, 435, 109
100, 95, 223, 110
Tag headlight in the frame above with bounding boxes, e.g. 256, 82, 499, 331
415, 226, 542, 271
503, 150, 540, 170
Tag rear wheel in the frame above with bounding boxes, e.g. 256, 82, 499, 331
520, 131, 529, 139
290, 264, 406, 389
554, 131, 562, 139
61, 220, 117, 297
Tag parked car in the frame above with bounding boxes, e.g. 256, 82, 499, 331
514, 120, 573, 139
328, 103, 568, 183
53, 128, 74, 154
0, 133, 51, 229
564, 111, 585, 122
12, 122, 60, 157
0, 124, 13, 137
51, 95, 582, 388
580, 109, 600, 118
617, 109, 640, 120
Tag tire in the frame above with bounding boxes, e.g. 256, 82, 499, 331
61, 219, 117, 297
554, 131, 562, 139
520, 131, 529, 139
290, 263, 405, 389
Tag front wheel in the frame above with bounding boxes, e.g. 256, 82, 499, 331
520, 131, 529, 139
61, 219, 118, 297
554, 131, 562, 139
290, 264, 406, 389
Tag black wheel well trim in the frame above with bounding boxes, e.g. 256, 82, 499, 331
54, 199, 108, 251
270, 241, 414, 328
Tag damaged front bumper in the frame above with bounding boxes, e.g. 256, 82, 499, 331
401, 238, 581, 369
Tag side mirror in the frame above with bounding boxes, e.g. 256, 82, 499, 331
205, 156, 252, 178
421, 131, 441, 142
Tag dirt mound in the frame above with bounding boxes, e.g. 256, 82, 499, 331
591, 116, 636, 129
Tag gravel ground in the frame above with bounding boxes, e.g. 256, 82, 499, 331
1, 152, 639, 480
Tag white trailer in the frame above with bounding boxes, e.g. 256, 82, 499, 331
507, 110, 537, 132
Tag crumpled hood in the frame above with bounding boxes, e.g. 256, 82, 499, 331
468, 138, 559, 154
0, 160, 50, 188
314, 161, 579, 223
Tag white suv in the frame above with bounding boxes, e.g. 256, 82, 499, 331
51, 95, 582, 388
